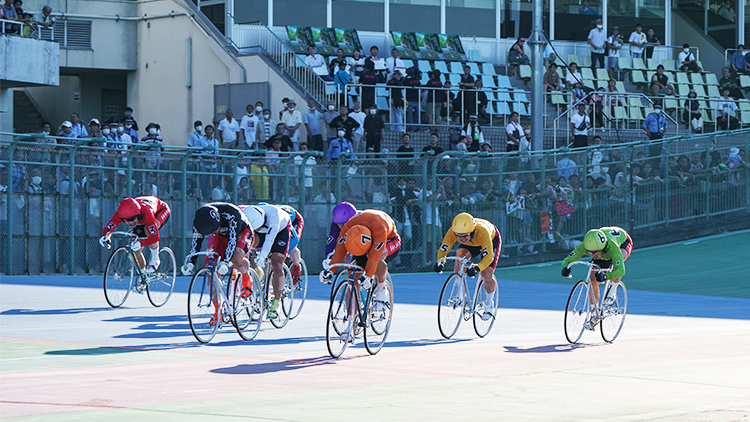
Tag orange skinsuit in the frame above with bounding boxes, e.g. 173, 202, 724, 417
330, 210, 399, 278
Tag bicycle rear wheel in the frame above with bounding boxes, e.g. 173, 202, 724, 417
364, 277, 394, 355
103, 247, 134, 308
564, 280, 591, 344
289, 258, 308, 319
270, 264, 294, 329
147, 247, 176, 307
472, 278, 498, 338
600, 281, 627, 343
187, 268, 219, 344
234, 271, 263, 341
437, 274, 466, 339
326, 281, 354, 358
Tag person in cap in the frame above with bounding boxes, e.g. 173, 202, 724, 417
281, 99, 303, 151
606, 26, 623, 80
587, 19, 607, 70
643, 103, 667, 141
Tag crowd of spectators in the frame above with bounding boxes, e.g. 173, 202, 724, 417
1, 0, 54, 36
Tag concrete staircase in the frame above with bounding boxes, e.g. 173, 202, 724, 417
13, 90, 45, 134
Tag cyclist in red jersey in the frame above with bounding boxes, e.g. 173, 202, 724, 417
100, 196, 171, 273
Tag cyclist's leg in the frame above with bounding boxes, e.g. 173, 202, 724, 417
229, 229, 253, 295
480, 234, 502, 295
454, 248, 472, 274
269, 228, 291, 301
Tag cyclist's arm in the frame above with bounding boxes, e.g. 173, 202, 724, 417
329, 236, 347, 266
436, 230, 457, 263
294, 211, 304, 238
561, 244, 587, 269
223, 216, 238, 264
258, 211, 281, 261
139, 208, 159, 246
324, 222, 341, 256
474, 229, 496, 271
606, 245, 625, 280
363, 230, 388, 279
189, 228, 204, 265
102, 212, 120, 236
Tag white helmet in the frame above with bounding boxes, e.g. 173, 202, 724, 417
243, 205, 265, 232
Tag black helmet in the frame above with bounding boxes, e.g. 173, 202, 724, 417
193, 204, 221, 235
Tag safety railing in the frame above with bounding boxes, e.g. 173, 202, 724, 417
1, 129, 749, 275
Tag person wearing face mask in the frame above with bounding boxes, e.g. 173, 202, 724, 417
101, 123, 116, 150
363, 105, 385, 153
328, 105, 360, 144
327, 129, 351, 162
323, 101, 340, 153
123, 107, 139, 131
113, 122, 132, 151
281, 99, 303, 151
141, 122, 164, 169
27, 168, 43, 194
187, 120, 205, 147
643, 104, 667, 153
303, 99, 324, 152
463, 115, 485, 151
349, 101, 366, 154
678, 43, 702, 73
123, 116, 138, 142
240, 103, 260, 150
253, 101, 264, 118
257, 108, 277, 146
38, 122, 54, 144
587, 19, 606, 71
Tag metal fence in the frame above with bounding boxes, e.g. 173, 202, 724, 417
1, 129, 749, 275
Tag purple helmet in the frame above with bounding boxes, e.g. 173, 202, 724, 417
332, 202, 357, 224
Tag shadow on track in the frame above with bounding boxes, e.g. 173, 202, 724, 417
210, 356, 334, 375
502, 344, 595, 353
1, 307, 117, 315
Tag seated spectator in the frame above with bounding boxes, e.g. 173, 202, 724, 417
363, 104, 385, 152
578, 1, 598, 14
123, 116, 137, 141
650, 64, 675, 97
101, 122, 115, 146
266, 123, 293, 151
113, 121, 132, 149
422, 132, 444, 155
543, 63, 562, 92
455, 135, 469, 152
606, 79, 622, 114
571, 82, 585, 103
683, 90, 703, 133
462, 115, 485, 151
719, 67, 744, 99
678, 44, 702, 73
304, 46, 333, 81
728, 147, 750, 170
556, 154, 579, 182
329, 48, 346, 77
480, 142, 492, 152
565, 62, 583, 89
730, 44, 750, 76
508, 38, 530, 66
397, 132, 415, 156
543, 43, 557, 67
716, 89, 740, 130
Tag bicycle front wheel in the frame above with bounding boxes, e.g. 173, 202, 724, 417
234, 271, 263, 341
438, 274, 466, 339
472, 277, 498, 338
187, 268, 219, 344
103, 247, 135, 308
564, 280, 591, 344
289, 258, 308, 319
330, 269, 348, 301
364, 277, 394, 355
326, 280, 354, 358
600, 281, 628, 343
147, 247, 177, 307
270, 264, 294, 329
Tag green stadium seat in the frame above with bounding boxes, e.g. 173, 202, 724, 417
581, 68, 595, 80
468, 62, 481, 74
567, 54, 581, 66
494, 101, 511, 115
647, 58, 659, 70
662, 60, 676, 72
739, 75, 750, 89
675, 72, 690, 85
376, 97, 389, 111
550, 92, 568, 105
677, 84, 689, 97
702, 109, 715, 123
629, 106, 644, 120
693, 85, 707, 97
632, 58, 646, 71
618, 57, 632, 71
739, 102, 750, 113
741, 111, 750, 126
595, 68, 609, 81
483, 77, 497, 88
631, 71, 647, 86
496, 75, 512, 89
707, 85, 721, 98
519, 65, 532, 81
664, 97, 678, 110
614, 106, 628, 120
580, 56, 592, 68
615, 81, 626, 92
704, 73, 719, 86
628, 97, 642, 108
696, 60, 709, 74
690, 73, 705, 85
482, 62, 496, 75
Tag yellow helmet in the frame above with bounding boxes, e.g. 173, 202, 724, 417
452, 213, 476, 235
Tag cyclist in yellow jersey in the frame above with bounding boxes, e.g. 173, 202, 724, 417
435, 213, 502, 317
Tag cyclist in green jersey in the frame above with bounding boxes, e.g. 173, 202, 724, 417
561, 226, 633, 306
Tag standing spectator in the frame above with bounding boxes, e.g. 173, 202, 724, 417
217, 109, 240, 149
253, 101, 265, 119
304, 46, 333, 81
327, 128, 351, 162
628, 23, 647, 58
266, 124, 293, 151
404, 67, 422, 131
278, 98, 290, 120
424, 70, 445, 129
140, 122, 163, 169
458, 65, 476, 117
718, 0, 736, 21
385, 48, 406, 79
363, 104, 385, 152
332, 61, 350, 107
678, 44, 702, 73
328, 48, 346, 77
113, 121, 132, 148
349, 101, 367, 154
123, 107, 139, 132
719, 67, 744, 99
387, 70, 405, 132
578, 1, 598, 13
1, 0, 18, 33
455, 135, 469, 152
717, 89, 740, 130
347, 48, 365, 85
359, 61, 378, 110
519, 125, 532, 168
543, 42, 557, 67
365, 45, 385, 79
197, 125, 219, 198
87, 118, 102, 140
240, 104, 259, 149
683, 89, 703, 133
123, 116, 137, 141
323, 100, 340, 152
397, 133, 415, 155
650, 64, 675, 97
565, 62, 583, 89
33, 5, 54, 29
328, 105, 360, 144
730, 44, 750, 76
27, 168, 42, 194
187, 120, 204, 147
281, 99, 303, 151
474, 80, 490, 123
508, 38, 530, 66
422, 133, 444, 155
587, 19, 607, 70
606, 26, 623, 80
644, 27, 661, 59
304, 100, 324, 152
556, 154, 579, 182
462, 115, 485, 149
643, 103, 667, 141
543, 63, 562, 92
570, 103, 591, 148
69, 113, 88, 138
505, 111, 522, 152
606, 78, 623, 114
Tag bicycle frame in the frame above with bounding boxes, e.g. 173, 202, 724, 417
438, 256, 483, 317
106, 231, 150, 285
184, 250, 235, 322
566, 260, 613, 312
326, 262, 371, 322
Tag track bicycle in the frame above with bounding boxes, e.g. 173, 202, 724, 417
102, 231, 176, 308
564, 260, 628, 344
436, 256, 498, 339
325, 262, 394, 358
184, 250, 263, 343
285, 256, 308, 319
252, 250, 296, 329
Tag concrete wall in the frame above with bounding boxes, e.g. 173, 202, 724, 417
0, 36, 60, 86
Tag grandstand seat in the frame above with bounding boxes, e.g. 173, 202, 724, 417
693, 85, 707, 97
675, 72, 690, 86
662, 60, 676, 72
514, 102, 530, 116
741, 111, 750, 126
496, 90, 512, 102
581, 68, 595, 80
631, 71, 648, 86
614, 106, 629, 120
696, 60, 709, 74
704, 73, 719, 86
449, 73, 461, 86
402, 59, 414, 68
468, 62, 481, 74
580, 56, 592, 68
550, 92, 568, 105
618, 57, 632, 71
647, 58, 659, 71
567, 54, 580, 66
519, 65, 532, 82
496, 75, 512, 89
376, 86, 389, 97
615, 81, 626, 92
740, 102, 750, 114
513, 90, 529, 103
482, 62, 496, 75
632, 58, 646, 71
707, 85, 721, 98
421, 73, 430, 85
483, 77, 497, 88
739, 75, 750, 90
434, 61, 449, 74
664, 97, 678, 110
595, 68, 609, 82
418, 60, 432, 74
629, 106, 644, 120
690, 73, 705, 86
376, 96, 389, 111
628, 97, 642, 108
702, 109, 715, 123
450, 61, 464, 74
676, 84, 690, 97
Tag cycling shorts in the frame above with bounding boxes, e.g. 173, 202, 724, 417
209, 228, 253, 261
457, 232, 501, 271
288, 225, 300, 251
254, 227, 291, 257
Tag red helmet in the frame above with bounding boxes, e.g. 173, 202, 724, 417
118, 198, 141, 220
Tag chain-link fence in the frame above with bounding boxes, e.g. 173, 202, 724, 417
2, 129, 749, 275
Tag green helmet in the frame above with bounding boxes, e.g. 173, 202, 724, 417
583, 229, 607, 252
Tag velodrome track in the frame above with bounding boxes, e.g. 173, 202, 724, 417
1, 231, 749, 421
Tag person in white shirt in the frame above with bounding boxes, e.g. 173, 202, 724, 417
347, 48, 365, 85
505, 111, 522, 152
304, 46, 333, 81
570, 103, 591, 148
587, 19, 607, 70
348, 101, 367, 154
217, 109, 240, 149
280, 100, 303, 151
628, 23, 647, 58
187, 120, 205, 147
257, 109, 278, 146
565, 62, 583, 89
606, 26, 623, 80
240, 104, 259, 149
716, 88, 739, 130
385, 48, 406, 80
678, 43, 702, 73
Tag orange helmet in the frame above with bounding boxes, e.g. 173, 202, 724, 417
344, 225, 372, 256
